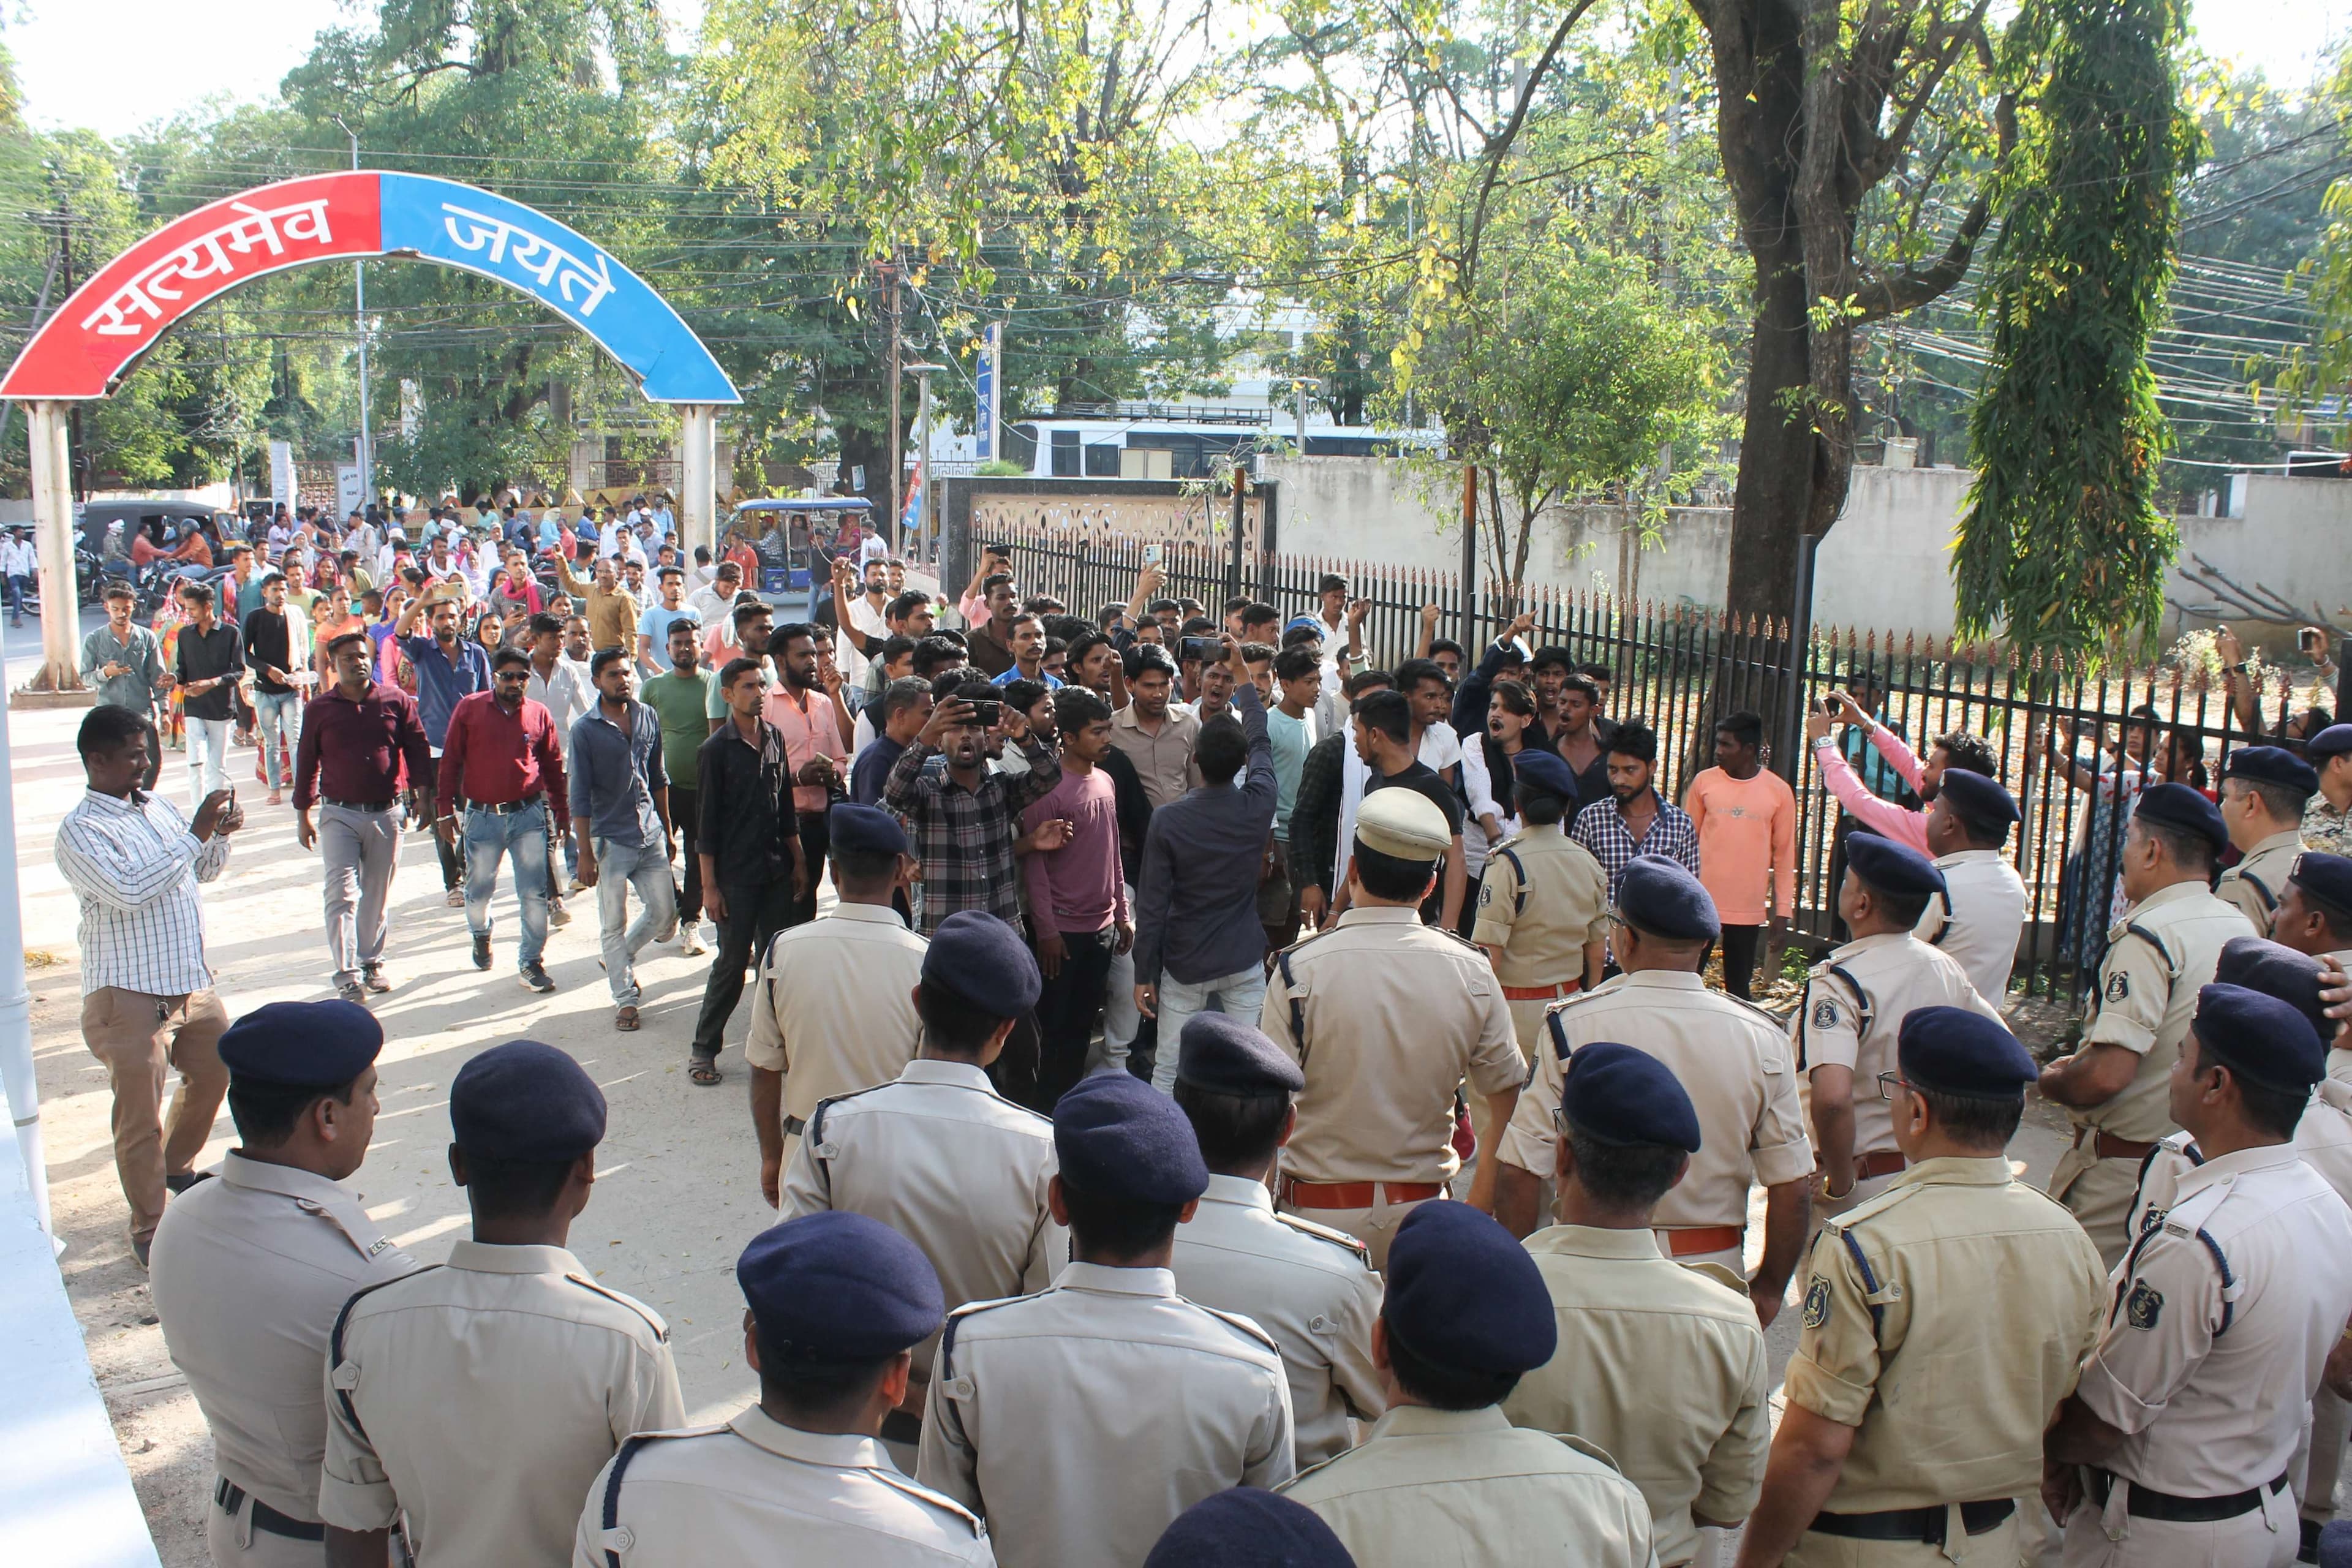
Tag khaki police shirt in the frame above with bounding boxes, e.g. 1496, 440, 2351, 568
319, 1240, 687, 1566
2215, 828, 2302, 935
148, 1153, 417, 1523
1169, 1173, 1386, 1468
1782, 1156, 2106, 1512
1496, 970, 1813, 1230
2076, 1143, 2352, 1496
1469, 821, 1610, 987
917, 1261, 1295, 1568
1915, 847, 2028, 1005
745, 903, 927, 1126
780, 1059, 1063, 1380
1279, 1404, 1659, 1568
2076, 881, 2252, 1142
1260, 905, 1524, 1185
573, 1407, 994, 1567
1502, 1225, 1768, 1567
1794, 932, 2000, 1159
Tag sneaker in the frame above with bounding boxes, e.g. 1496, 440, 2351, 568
132, 1235, 152, 1270
680, 921, 709, 957
568, 876, 589, 894
361, 964, 392, 993
336, 978, 369, 1005
519, 962, 557, 994
472, 933, 492, 970
445, 888, 464, 908
548, 897, 573, 929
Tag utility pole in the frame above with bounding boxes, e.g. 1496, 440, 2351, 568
333, 118, 373, 512
905, 363, 944, 563
881, 258, 903, 552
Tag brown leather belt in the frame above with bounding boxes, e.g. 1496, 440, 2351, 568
1500, 979, 1582, 1002
1855, 1150, 1909, 1180
1281, 1178, 1445, 1210
2075, 1126, 2158, 1161
1660, 1225, 1745, 1257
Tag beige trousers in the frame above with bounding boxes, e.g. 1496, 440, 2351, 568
1786, 1515, 2018, 1567
2059, 1477, 2297, 1568
1278, 1188, 1439, 1273
2049, 1147, 2143, 1273
82, 985, 228, 1243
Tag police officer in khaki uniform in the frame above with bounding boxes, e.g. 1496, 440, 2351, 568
1259, 787, 1523, 1267
778, 910, 1063, 1450
1736, 1009, 2108, 1568
1469, 748, 1609, 1058
2269, 853, 2352, 1044
2040, 783, 2250, 1268
2216, 747, 2316, 936
918, 1071, 1295, 1567
1795, 835, 2002, 1219
320, 1041, 685, 1566
1278, 1202, 1657, 1568
149, 1001, 417, 1568
575, 1212, 993, 1567
1147, 1487, 1354, 1568
1169, 1012, 1385, 1469
1914, 769, 2029, 1005
1503, 1042, 1770, 1568
1494, 854, 1813, 1314
2045, 986, 2352, 1568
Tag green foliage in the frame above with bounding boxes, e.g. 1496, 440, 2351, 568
1954, 0, 2200, 662
2275, 50, 2352, 444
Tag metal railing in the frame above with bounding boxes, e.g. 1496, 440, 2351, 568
1000, 526, 2331, 1008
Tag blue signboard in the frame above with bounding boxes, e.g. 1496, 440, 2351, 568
377, 172, 738, 405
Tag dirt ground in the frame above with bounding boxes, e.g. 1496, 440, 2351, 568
16, 698, 2076, 1564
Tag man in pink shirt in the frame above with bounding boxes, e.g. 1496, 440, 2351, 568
1021, 686, 1131, 1110
763, 622, 849, 928
1684, 710, 1796, 999
1806, 688, 2001, 854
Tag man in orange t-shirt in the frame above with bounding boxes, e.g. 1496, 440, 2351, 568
1683, 709, 1795, 1000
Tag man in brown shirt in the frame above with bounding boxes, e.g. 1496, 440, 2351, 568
965, 570, 1020, 677
554, 550, 640, 652
1110, 645, 1201, 809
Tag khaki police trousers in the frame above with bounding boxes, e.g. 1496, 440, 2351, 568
2059, 1476, 2297, 1567
1786, 1515, 2016, 1567
1279, 1188, 1438, 1273
2049, 1147, 2141, 1273
2297, 1387, 2350, 1526
207, 1487, 322, 1568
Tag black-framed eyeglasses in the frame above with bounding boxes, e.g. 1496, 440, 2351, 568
1875, 1072, 1916, 1102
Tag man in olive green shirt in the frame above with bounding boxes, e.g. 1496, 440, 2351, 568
639, 617, 714, 956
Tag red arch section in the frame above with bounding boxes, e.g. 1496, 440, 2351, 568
2, 172, 380, 400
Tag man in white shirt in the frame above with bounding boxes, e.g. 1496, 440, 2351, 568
1915, 767, 2029, 1005
1, 527, 36, 625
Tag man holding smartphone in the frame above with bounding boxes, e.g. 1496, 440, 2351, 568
884, 682, 1064, 935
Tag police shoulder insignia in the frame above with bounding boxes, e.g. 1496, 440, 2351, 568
2125, 1280, 2163, 1330
1812, 998, 1841, 1030
1478, 882, 1494, 907
1803, 1276, 1832, 1329
2106, 970, 2131, 1003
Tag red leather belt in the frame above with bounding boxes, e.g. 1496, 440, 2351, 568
1855, 1150, 1908, 1180
2075, 1126, 2158, 1161
1660, 1225, 1745, 1257
1500, 979, 1582, 1002
1281, 1178, 1445, 1210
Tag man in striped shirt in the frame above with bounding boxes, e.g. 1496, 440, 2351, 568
55, 704, 245, 1266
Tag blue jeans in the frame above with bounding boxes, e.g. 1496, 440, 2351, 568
1151, 963, 1268, 1096
253, 690, 301, 790
463, 801, 551, 967
593, 836, 676, 1006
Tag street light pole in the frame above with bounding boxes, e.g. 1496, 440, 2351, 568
333, 118, 372, 513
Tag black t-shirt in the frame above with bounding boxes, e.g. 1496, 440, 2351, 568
175, 622, 244, 721
1368, 760, 1466, 837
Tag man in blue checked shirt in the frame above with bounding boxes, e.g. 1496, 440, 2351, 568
1570, 720, 1700, 908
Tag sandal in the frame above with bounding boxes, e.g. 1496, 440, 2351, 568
616, 1006, 640, 1031
688, 1058, 722, 1087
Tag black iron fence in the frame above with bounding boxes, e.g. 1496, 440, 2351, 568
999, 526, 2335, 1009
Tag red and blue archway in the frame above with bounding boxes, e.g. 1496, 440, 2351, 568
2, 172, 737, 690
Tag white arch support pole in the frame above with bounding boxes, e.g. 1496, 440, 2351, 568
680, 405, 717, 561
0, 653, 47, 1234
26, 401, 79, 693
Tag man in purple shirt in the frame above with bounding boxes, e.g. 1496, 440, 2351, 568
1133, 638, 1278, 1095
1020, 685, 1131, 1110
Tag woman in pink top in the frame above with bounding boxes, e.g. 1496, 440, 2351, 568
1683, 710, 1796, 999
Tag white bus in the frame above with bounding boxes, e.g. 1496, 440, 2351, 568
998, 405, 1438, 480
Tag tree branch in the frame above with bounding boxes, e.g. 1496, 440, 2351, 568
1457, 0, 1604, 299
1856, 0, 1989, 189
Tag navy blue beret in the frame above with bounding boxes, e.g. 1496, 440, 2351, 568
2310, 725, 2352, 762
2225, 744, 2320, 796
2291, 852, 2352, 921
1561, 1041, 1702, 1153
1896, 1006, 2037, 1098
1053, 1071, 1208, 1206
2215, 935, 2332, 1042
2133, 783, 2228, 854
2192, 982, 2324, 1093
827, 802, 909, 859
2318, 1519, 2352, 1568
1145, 1488, 1355, 1568
1510, 748, 1576, 802
1176, 1014, 1303, 1098
922, 910, 1041, 1017
448, 1040, 606, 1162
737, 1212, 943, 1365
1382, 1202, 1556, 1379
1844, 832, 1948, 899
1936, 767, 2018, 826
217, 1000, 383, 1088
1616, 854, 1720, 942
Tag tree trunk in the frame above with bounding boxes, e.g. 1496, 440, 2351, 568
1724, 216, 1817, 625
837, 424, 886, 508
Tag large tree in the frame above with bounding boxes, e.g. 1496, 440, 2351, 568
1689, 0, 2012, 620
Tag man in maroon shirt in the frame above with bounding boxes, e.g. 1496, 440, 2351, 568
434, 646, 569, 991
295, 632, 435, 1001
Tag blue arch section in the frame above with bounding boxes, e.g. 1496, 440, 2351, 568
378, 172, 739, 405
